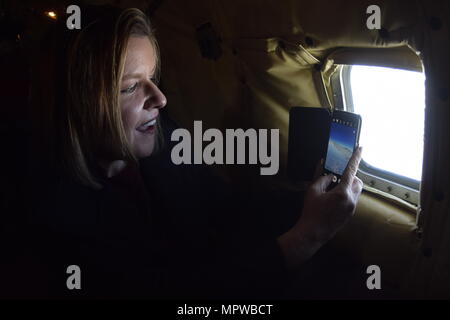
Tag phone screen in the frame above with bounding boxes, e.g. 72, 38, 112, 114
324, 118, 358, 176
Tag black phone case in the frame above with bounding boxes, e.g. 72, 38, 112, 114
287, 107, 331, 183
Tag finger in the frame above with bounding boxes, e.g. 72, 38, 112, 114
312, 174, 334, 193
351, 176, 364, 196
340, 146, 363, 188
312, 158, 324, 181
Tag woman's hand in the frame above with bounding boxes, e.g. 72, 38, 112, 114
278, 147, 363, 269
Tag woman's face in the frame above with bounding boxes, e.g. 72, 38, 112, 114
119, 36, 167, 159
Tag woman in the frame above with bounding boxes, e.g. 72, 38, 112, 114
24, 6, 363, 299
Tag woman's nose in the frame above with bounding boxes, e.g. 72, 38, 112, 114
143, 81, 167, 110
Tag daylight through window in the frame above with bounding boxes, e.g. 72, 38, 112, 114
349, 65, 425, 182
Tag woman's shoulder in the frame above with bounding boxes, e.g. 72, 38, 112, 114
28, 170, 100, 238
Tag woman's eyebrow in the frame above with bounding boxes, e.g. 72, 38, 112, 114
122, 68, 156, 81
122, 73, 142, 81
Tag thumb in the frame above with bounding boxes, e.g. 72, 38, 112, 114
312, 174, 334, 193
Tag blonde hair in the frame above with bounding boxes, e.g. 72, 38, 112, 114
31, 7, 161, 189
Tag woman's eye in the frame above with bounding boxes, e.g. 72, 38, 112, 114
121, 83, 138, 94
150, 77, 159, 85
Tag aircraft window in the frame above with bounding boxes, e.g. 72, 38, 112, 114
336, 65, 425, 206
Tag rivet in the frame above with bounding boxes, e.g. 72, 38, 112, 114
387, 186, 393, 192
416, 229, 423, 239
404, 193, 410, 199
369, 180, 375, 187
305, 36, 314, 47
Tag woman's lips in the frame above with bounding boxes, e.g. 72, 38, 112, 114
136, 118, 157, 134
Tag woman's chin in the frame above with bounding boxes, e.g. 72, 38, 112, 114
134, 143, 155, 159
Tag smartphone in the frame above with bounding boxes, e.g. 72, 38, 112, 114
323, 110, 361, 186
288, 107, 331, 183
